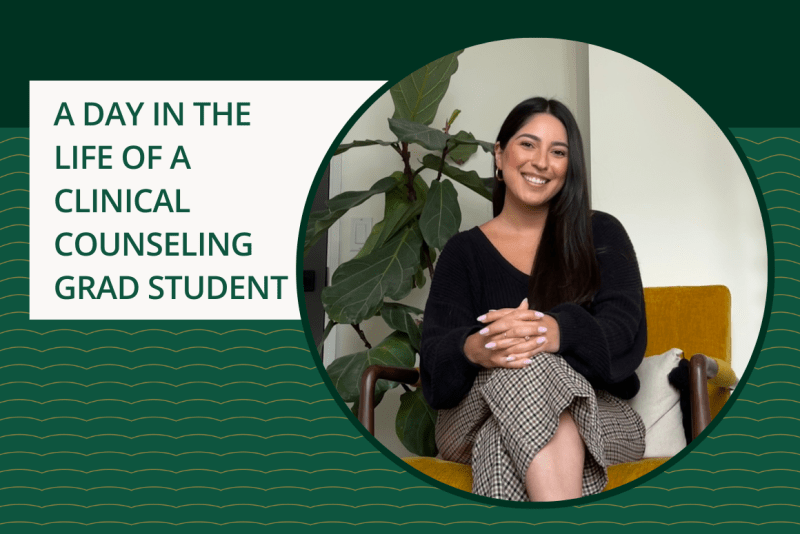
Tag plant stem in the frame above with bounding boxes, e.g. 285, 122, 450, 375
400, 142, 416, 202
435, 146, 449, 182
422, 243, 435, 278
352, 323, 372, 349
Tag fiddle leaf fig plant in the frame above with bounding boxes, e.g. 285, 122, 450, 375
305, 50, 494, 456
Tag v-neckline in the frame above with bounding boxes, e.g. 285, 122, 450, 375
471, 227, 531, 283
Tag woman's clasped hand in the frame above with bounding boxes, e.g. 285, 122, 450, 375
463, 298, 561, 369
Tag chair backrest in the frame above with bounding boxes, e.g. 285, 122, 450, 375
643, 285, 732, 418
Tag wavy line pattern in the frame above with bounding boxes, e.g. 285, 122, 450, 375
0, 327, 304, 336
0, 468, 400, 475
0, 521, 799, 526
0, 415, 342, 422
0, 503, 488, 509
0, 451, 381, 458
0, 345, 309, 353
0, 398, 334, 405
0, 381, 325, 388
749, 154, 800, 162
0, 131, 388, 526
736, 136, 800, 145
0, 433, 361, 440
0, 486, 434, 492
1, 123, 798, 526
0, 363, 316, 370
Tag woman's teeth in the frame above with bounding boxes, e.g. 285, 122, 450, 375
523, 174, 548, 185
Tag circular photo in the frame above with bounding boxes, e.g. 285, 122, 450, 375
301, 38, 768, 502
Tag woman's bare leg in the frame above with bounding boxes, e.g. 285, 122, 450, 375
526, 410, 585, 501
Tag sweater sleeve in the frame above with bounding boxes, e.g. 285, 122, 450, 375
419, 234, 484, 410
547, 212, 647, 396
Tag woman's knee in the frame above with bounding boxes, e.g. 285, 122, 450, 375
558, 410, 578, 432
551, 410, 584, 452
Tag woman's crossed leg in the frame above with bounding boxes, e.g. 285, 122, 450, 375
526, 410, 585, 501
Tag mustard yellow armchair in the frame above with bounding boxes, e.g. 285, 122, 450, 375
358, 285, 738, 493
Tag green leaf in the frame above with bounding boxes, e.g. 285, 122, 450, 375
446, 130, 479, 165
327, 176, 398, 212
476, 140, 495, 153
413, 266, 427, 289
423, 244, 437, 266
380, 302, 423, 351
335, 139, 396, 156
374, 173, 428, 248
304, 210, 342, 258
396, 388, 438, 457
304, 176, 398, 257
354, 219, 385, 260
316, 319, 336, 355
388, 118, 449, 151
446, 109, 461, 128
390, 50, 463, 126
419, 179, 461, 250
323, 225, 422, 324
352, 172, 430, 261
422, 154, 493, 201
326, 331, 416, 403
414, 245, 436, 289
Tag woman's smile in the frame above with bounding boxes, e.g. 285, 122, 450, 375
521, 173, 549, 185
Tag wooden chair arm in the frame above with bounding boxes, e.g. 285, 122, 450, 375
689, 353, 720, 439
358, 365, 420, 436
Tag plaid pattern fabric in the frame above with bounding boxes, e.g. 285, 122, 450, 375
435, 353, 645, 500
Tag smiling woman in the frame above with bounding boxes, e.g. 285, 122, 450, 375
420, 97, 648, 502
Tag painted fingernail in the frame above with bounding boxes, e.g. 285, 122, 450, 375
479, 327, 489, 335
536, 337, 546, 344
485, 342, 496, 349
534, 311, 544, 318
506, 356, 515, 362
523, 359, 533, 365
538, 326, 547, 333
477, 315, 487, 322
524, 336, 530, 341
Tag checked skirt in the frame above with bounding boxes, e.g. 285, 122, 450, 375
435, 352, 646, 500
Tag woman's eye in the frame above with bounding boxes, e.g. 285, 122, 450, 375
553, 150, 567, 157
521, 141, 534, 148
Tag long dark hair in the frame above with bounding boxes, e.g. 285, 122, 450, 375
493, 97, 600, 310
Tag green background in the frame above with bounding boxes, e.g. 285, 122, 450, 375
4, 8, 800, 531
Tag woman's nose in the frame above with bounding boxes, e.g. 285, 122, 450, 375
532, 149, 548, 169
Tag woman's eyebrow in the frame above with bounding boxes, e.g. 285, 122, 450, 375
516, 133, 569, 148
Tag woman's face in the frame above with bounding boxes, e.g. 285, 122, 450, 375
495, 112, 569, 211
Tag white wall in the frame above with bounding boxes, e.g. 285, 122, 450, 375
587, 45, 767, 380
334, 39, 589, 457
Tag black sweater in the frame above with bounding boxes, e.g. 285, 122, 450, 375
420, 211, 647, 410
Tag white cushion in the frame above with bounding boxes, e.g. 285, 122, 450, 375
625, 348, 687, 458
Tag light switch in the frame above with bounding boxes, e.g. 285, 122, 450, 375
355, 222, 367, 244
351, 218, 373, 252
